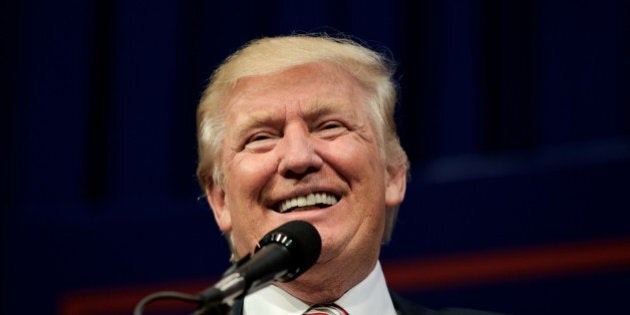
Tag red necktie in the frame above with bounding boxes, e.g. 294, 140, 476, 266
303, 303, 349, 315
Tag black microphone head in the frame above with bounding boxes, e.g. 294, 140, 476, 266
256, 220, 321, 281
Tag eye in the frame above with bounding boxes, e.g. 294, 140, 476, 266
316, 121, 348, 138
243, 132, 278, 151
321, 121, 343, 129
249, 133, 272, 142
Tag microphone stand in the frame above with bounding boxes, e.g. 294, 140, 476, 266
132, 290, 233, 315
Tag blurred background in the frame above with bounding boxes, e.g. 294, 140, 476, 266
2, 0, 630, 314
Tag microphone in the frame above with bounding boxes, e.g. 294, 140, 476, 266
198, 220, 321, 308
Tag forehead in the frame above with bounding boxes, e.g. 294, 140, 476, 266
225, 62, 366, 117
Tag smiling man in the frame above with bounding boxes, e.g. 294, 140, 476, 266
196, 35, 495, 315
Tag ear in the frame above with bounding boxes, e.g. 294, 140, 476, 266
205, 182, 232, 233
385, 163, 407, 207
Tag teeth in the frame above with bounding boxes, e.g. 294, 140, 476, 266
278, 192, 339, 213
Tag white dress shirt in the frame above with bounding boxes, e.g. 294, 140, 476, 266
243, 261, 397, 315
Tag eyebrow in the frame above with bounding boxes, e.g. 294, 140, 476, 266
231, 108, 283, 139
231, 100, 357, 139
303, 101, 353, 119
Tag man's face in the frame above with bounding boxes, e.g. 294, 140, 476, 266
206, 62, 405, 279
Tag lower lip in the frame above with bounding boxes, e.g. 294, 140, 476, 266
280, 205, 326, 213
276, 204, 336, 218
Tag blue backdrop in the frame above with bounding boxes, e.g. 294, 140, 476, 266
3, 1, 630, 314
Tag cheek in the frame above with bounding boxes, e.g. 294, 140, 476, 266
225, 154, 277, 196
222, 154, 279, 252
340, 141, 388, 211
326, 138, 384, 182
323, 139, 388, 225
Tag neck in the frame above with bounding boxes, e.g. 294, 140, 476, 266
275, 259, 377, 304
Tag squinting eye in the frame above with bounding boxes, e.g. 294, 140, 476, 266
243, 132, 278, 151
321, 121, 344, 129
249, 133, 271, 142
317, 121, 347, 138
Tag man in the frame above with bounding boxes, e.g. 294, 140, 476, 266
196, 34, 496, 315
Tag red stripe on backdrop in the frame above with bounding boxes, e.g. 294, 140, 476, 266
58, 237, 630, 315
382, 237, 630, 291
57, 279, 213, 315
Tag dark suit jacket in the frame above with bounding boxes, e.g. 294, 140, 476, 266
389, 291, 501, 315
226, 291, 502, 315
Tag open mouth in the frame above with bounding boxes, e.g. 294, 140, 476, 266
275, 192, 339, 213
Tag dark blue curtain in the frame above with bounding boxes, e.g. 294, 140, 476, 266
3, 1, 630, 314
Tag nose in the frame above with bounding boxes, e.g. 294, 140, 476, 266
277, 124, 324, 178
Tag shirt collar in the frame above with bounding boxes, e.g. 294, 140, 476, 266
243, 261, 397, 315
